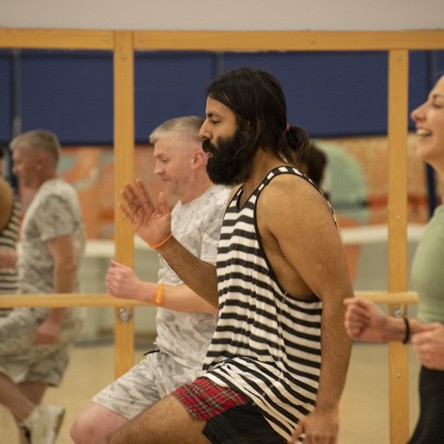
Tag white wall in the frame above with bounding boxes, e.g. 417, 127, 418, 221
0, 0, 443, 31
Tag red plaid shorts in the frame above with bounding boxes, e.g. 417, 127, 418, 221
173, 377, 249, 421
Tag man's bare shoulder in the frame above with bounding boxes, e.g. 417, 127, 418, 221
262, 173, 323, 205
258, 173, 333, 231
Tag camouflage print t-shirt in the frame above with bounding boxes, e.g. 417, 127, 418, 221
155, 184, 231, 369
17, 178, 85, 296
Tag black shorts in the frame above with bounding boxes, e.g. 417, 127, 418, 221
203, 402, 285, 444
409, 365, 444, 444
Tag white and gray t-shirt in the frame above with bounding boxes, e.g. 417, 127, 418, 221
154, 184, 230, 369
18, 178, 85, 296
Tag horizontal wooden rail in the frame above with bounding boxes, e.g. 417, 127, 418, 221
0, 291, 418, 309
0, 293, 148, 308
1, 28, 443, 52
0, 28, 114, 50
134, 30, 444, 52
4, 29, 442, 52
357, 291, 417, 305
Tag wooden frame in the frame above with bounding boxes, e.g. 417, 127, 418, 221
1, 28, 444, 444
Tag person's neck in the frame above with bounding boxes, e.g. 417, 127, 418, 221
33, 173, 58, 191
179, 175, 213, 205
241, 148, 286, 199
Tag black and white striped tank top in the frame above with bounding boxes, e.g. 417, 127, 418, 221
203, 166, 329, 440
0, 192, 20, 294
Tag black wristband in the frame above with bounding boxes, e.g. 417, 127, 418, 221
402, 317, 411, 344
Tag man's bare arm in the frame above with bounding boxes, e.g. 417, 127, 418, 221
119, 179, 220, 307
155, 238, 219, 307
261, 176, 353, 444
106, 260, 218, 312
35, 234, 78, 344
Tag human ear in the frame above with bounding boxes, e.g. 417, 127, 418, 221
192, 150, 206, 167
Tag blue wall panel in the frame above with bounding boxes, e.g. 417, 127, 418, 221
409, 51, 441, 123
437, 51, 444, 76
1, 49, 442, 145
20, 50, 113, 144
224, 51, 389, 137
135, 51, 215, 142
0, 51, 12, 143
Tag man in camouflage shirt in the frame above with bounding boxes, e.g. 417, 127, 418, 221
70, 116, 230, 444
0, 130, 85, 444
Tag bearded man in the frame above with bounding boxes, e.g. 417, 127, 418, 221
110, 67, 354, 444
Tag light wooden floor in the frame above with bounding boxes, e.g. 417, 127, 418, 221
0, 340, 421, 444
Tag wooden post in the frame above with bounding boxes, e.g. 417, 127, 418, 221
113, 30, 135, 378
387, 49, 410, 444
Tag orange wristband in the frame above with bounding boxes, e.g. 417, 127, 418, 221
153, 284, 165, 307
148, 233, 173, 249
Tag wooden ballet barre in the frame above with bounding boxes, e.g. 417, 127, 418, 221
356, 291, 418, 305
0, 290, 418, 309
0, 293, 149, 308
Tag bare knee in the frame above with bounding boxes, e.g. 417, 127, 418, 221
70, 402, 127, 444
70, 407, 96, 444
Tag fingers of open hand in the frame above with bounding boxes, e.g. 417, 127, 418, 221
119, 181, 150, 212
136, 178, 152, 203
119, 185, 139, 214
132, 179, 155, 212
118, 202, 131, 221
117, 200, 144, 233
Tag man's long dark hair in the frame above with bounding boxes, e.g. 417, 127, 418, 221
206, 67, 310, 171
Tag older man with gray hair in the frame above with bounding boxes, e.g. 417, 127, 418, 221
0, 130, 85, 444
70, 116, 230, 444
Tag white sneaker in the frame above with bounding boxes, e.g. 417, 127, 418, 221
23, 405, 65, 444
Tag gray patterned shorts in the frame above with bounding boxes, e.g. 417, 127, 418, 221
0, 307, 84, 386
92, 350, 203, 420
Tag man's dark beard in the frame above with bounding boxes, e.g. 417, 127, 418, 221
203, 129, 251, 186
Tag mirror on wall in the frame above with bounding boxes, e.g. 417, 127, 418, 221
2, 48, 443, 332
1, 36, 443, 444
